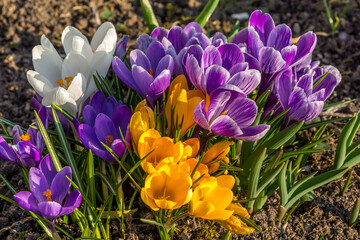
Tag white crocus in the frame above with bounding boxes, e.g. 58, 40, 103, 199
27, 22, 117, 116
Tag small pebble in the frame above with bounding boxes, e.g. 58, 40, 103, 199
339, 32, 348, 41
231, 12, 249, 21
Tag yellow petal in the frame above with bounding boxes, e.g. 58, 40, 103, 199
217, 215, 255, 235
216, 175, 235, 189
183, 138, 200, 159
227, 203, 251, 219
141, 188, 159, 211
138, 129, 161, 159
202, 141, 234, 173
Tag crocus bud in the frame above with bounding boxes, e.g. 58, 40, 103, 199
115, 35, 128, 59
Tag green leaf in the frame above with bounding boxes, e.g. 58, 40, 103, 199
257, 162, 285, 196
140, 0, 159, 32
100, 10, 113, 20
349, 199, 360, 226
301, 117, 351, 131
195, 0, 220, 27
140, 218, 164, 227
279, 161, 289, 206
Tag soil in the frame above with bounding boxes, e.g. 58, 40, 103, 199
1, 0, 360, 239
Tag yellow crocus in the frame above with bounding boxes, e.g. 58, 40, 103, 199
138, 129, 184, 173
189, 175, 235, 220
202, 141, 234, 174
182, 138, 200, 160
130, 100, 155, 155
217, 215, 255, 235
165, 75, 204, 138
141, 164, 193, 211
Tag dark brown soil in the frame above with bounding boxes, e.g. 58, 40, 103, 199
1, 0, 360, 239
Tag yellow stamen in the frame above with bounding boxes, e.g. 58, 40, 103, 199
57, 76, 74, 90
221, 110, 228, 116
19, 133, 31, 141
146, 68, 154, 77
205, 93, 211, 112
105, 135, 114, 146
43, 189, 52, 201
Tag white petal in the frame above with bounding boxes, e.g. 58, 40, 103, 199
62, 51, 90, 80
42, 88, 78, 115
32, 45, 62, 84
40, 35, 61, 57
90, 50, 112, 77
26, 70, 54, 97
91, 22, 117, 54
83, 76, 98, 101
71, 36, 93, 64
62, 26, 90, 55
67, 73, 87, 103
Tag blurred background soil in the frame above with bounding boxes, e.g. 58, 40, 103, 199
0, 0, 360, 239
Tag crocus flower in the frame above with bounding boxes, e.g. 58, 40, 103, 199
185, 44, 261, 96
77, 91, 132, 163
189, 175, 235, 220
230, 10, 317, 96
27, 22, 117, 116
141, 164, 192, 211
14, 155, 82, 222
115, 35, 128, 59
0, 107, 48, 168
194, 85, 270, 141
217, 203, 254, 235
112, 41, 174, 108
276, 64, 341, 126
165, 75, 204, 137
130, 100, 155, 155
202, 141, 233, 174
137, 129, 184, 173
179, 158, 209, 187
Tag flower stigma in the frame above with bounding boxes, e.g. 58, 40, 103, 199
105, 135, 114, 146
43, 189, 52, 201
146, 68, 154, 77
57, 76, 74, 90
19, 133, 31, 141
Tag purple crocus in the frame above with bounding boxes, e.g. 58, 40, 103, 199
194, 85, 270, 141
115, 35, 128, 59
0, 107, 48, 168
112, 41, 174, 108
185, 43, 261, 95
14, 155, 82, 222
230, 10, 317, 96
76, 91, 132, 163
276, 63, 341, 126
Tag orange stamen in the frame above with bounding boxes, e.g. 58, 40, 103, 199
105, 135, 114, 146
57, 76, 74, 90
43, 189, 52, 201
19, 133, 31, 141
146, 68, 154, 77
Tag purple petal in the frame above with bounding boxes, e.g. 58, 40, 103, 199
111, 139, 126, 161
78, 124, 112, 160
244, 53, 261, 71
210, 115, 243, 137
249, 10, 275, 43
50, 167, 72, 204
38, 201, 62, 220
205, 65, 230, 94
147, 70, 171, 107
59, 190, 82, 216
12, 126, 23, 145
14, 191, 40, 215
182, 44, 204, 67
292, 32, 317, 66
193, 101, 211, 130
39, 154, 57, 186
135, 34, 154, 52
94, 114, 118, 143
226, 97, 258, 127
146, 41, 166, 73
227, 69, 261, 95
112, 57, 139, 93
304, 100, 324, 121
211, 32, 227, 47
16, 141, 42, 168
184, 22, 203, 36
218, 43, 244, 71
248, 27, 264, 59
281, 45, 297, 68
266, 24, 292, 50
102, 96, 118, 118
151, 27, 168, 41
276, 69, 294, 109
296, 74, 313, 96
130, 49, 151, 70
229, 62, 249, 77
235, 124, 270, 141
287, 87, 309, 120
314, 66, 341, 99
258, 47, 286, 74
155, 55, 174, 78
230, 28, 248, 46
168, 26, 188, 53
115, 35, 128, 59
131, 65, 154, 98
186, 55, 206, 92
83, 106, 97, 127
112, 104, 132, 136
29, 167, 49, 202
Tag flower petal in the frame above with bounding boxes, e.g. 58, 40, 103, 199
29, 167, 49, 202
227, 69, 261, 95
91, 22, 117, 54
59, 190, 82, 216
218, 44, 244, 71
146, 41, 166, 73
235, 124, 270, 141
50, 167, 72, 204
13, 192, 40, 215
39, 154, 57, 186
32, 45, 62, 84
258, 47, 286, 74
205, 65, 230, 94
266, 24, 292, 50
38, 201, 62, 220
